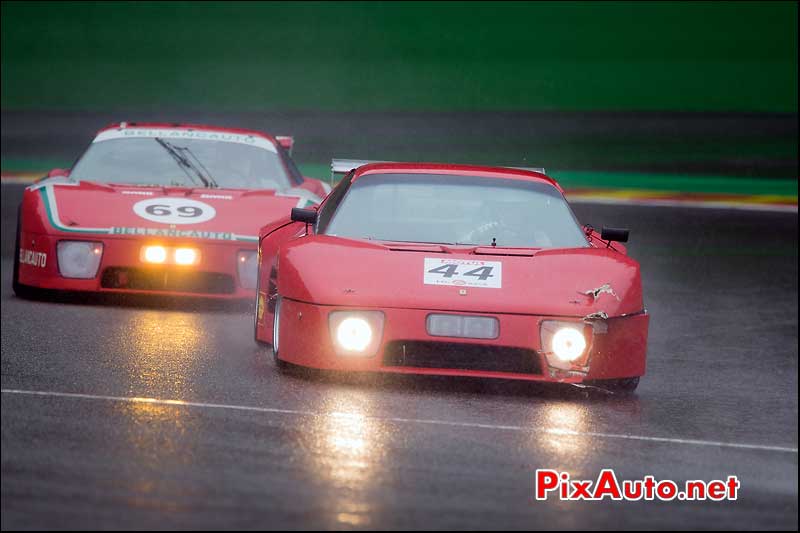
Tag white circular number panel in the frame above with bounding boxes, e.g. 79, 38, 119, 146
133, 198, 216, 225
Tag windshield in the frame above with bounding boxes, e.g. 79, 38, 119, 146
70, 137, 292, 190
324, 173, 588, 248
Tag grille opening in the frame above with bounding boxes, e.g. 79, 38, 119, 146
101, 267, 236, 295
383, 341, 542, 375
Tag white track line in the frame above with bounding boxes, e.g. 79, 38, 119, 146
2, 388, 797, 454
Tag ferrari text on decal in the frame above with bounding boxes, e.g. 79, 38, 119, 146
423, 257, 502, 288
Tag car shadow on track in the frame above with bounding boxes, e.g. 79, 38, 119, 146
251, 347, 640, 406
11, 289, 253, 314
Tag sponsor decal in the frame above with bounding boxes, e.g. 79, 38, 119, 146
111, 226, 234, 240
93, 128, 278, 152
19, 249, 47, 268
423, 257, 502, 289
200, 194, 233, 200
121, 190, 154, 196
37, 184, 258, 242
133, 197, 216, 225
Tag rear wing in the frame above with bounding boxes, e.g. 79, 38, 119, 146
510, 166, 547, 174
331, 159, 387, 181
330, 159, 545, 182
275, 136, 294, 154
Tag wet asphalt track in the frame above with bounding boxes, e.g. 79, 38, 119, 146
1, 180, 798, 529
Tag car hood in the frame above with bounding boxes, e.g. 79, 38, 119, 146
32, 179, 319, 243
278, 236, 644, 317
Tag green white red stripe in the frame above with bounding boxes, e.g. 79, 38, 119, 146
34, 183, 259, 242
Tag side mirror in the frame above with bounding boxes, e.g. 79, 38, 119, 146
601, 227, 629, 243
291, 207, 318, 224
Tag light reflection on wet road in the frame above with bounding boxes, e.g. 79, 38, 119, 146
122, 312, 204, 395
1, 186, 797, 529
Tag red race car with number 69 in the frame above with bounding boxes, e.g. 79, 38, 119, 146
13, 122, 330, 300
255, 160, 648, 392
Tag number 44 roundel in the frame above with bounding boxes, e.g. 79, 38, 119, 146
423, 257, 502, 288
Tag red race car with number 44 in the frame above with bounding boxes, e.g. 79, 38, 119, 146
255, 160, 648, 392
13, 122, 330, 300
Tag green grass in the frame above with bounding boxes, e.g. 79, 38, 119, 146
2, 1, 796, 112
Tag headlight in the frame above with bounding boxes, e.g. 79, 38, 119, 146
551, 327, 586, 362
140, 245, 200, 265
237, 250, 258, 289
174, 247, 199, 266
142, 245, 167, 264
57, 241, 103, 279
540, 320, 590, 369
329, 311, 385, 357
337, 317, 372, 351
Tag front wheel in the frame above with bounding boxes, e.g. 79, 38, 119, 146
254, 261, 264, 345
272, 296, 290, 370
588, 376, 640, 393
12, 207, 39, 299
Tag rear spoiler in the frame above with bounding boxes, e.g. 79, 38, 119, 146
275, 136, 294, 154
330, 159, 545, 182
510, 166, 547, 174
331, 159, 387, 181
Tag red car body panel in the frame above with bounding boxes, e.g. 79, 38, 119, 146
15, 123, 328, 299
276, 236, 643, 316
255, 163, 649, 384
272, 298, 647, 383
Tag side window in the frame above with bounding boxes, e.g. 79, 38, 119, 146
276, 145, 304, 186
317, 172, 353, 233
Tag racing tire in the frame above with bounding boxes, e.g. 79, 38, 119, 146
254, 261, 266, 345
12, 207, 40, 300
270, 296, 309, 376
590, 376, 640, 393
272, 296, 290, 371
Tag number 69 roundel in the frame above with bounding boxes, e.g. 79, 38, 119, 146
133, 198, 217, 225
423, 257, 502, 288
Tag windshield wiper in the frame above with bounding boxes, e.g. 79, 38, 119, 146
155, 138, 213, 188
175, 144, 219, 188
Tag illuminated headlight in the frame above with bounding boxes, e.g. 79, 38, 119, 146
338, 317, 372, 350
174, 247, 199, 266
57, 241, 103, 279
540, 320, 589, 368
237, 251, 258, 289
140, 245, 200, 265
551, 327, 586, 361
142, 245, 167, 264
329, 311, 385, 357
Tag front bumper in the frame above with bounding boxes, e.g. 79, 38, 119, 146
275, 298, 648, 383
17, 230, 257, 299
